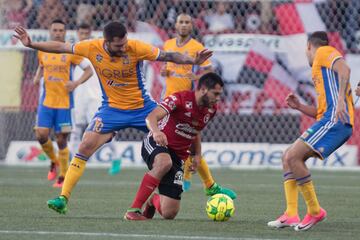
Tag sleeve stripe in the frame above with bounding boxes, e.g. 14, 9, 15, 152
159, 104, 170, 114
330, 56, 342, 70
155, 48, 161, 60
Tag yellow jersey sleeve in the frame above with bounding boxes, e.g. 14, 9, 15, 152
135, 40, 160, 61
70, 54, 84, 65
72, 40, 92, 58
316, 46, 342, 70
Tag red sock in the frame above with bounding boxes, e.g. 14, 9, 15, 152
152, 193, 162, 215
131, 173, 160, 209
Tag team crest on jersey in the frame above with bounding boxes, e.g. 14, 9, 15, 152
52, 56, 56, 60
204, 113, 210, 123
96, 54, 103, 63
122, 55, 130, 64
61, 55, 67, 62
185, 101, 192, 109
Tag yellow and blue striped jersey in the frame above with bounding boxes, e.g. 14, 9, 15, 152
38, 51, 84, 109
72, 39, 160, 110
312, 46, 354, 126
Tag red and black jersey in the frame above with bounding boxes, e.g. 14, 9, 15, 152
157, 90, 216, 160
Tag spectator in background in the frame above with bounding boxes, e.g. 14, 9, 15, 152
37, 0, 66, 29
149, 0, 181, 31
94, 0, 123, 30
1, 0, 33, 29
76, 1, 96, 27
205, 1, 234, 33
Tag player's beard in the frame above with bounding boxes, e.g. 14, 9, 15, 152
200, 94, 211, 108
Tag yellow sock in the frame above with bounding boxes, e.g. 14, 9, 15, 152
183, 156, 192, 181
298, 181, 321, 216
58, 147, 70, 177
41, 139, 58, 164
61, 155, 87, 200
197, 157, 214, 189
284, 179, 298, 216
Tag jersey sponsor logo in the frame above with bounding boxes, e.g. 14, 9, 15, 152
96, 54, 103, 63
94, 66, 135, 79
106, 80, 128, 87
185, 101, 192, 109
176, 123, 198, 134
44, 65, 68, 73
48, 76, 64, 82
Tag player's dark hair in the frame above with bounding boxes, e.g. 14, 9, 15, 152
197, 72, 224, 90
51, 19, 66, 26
308, 31, 329, 47
77, 22, 91, 30
103, 21, 127, 41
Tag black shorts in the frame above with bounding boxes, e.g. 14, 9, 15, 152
142, 135, 184, 200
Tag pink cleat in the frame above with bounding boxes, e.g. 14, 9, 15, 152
53, 176, 64, 188
47, 162, 57, 181
124, 209, 147, 220
267, 212, 300, 228
294, 208, 327, 231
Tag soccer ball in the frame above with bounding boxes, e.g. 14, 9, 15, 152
206, 194, 235, 221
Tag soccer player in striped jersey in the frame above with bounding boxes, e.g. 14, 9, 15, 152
161, 13, 236, 199
14, 21, 212, 214
268, 31, 353, 231
33, 19, 93, 188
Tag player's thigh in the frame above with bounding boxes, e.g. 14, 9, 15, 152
54, 108, 72, 134
78, 131, 113, 157
285, 139, 315, 162
159, 194, 181, 219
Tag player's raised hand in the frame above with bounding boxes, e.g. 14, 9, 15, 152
286, 93, 300, 109
13, 26, 32, 47
194, 49, 213, 65
335, 100, 348, 124
153, 130, 168, 147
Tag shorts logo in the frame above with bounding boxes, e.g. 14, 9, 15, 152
93, 117, 104, 133
301, 132, 309, 139
318, 147, 325, 153
173, 171, 183, 186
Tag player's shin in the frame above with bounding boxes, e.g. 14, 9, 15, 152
60, 153, 88, 200
183, 157, 193, 191
130, 173, 160, 210
297, 174, 321, 216
197, 156, 215, 189
283, 172, 298, 216
41, 139, 58, 164
58, 146, 70, 177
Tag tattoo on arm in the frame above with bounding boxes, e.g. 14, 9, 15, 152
157, 51, 193, 64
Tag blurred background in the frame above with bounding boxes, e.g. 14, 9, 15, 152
1, 0, 360, 168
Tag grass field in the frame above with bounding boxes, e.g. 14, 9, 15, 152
0, 166, 360, 240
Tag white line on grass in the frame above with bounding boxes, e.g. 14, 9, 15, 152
0, 230, 279, 240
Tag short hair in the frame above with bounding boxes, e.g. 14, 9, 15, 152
308, 31, 329, 47
103, 21, 127, 41
197, 72, 224, 90
51, 19, 66, 26
77, 23, 91, 30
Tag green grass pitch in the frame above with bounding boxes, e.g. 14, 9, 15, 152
0, 166, 359, 240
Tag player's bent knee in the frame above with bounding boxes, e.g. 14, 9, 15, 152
36, 135, 48, 145
161, 209, 178, 219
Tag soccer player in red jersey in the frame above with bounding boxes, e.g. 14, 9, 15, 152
124, 72, 224, 220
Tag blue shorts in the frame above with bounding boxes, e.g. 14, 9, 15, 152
300, 118, 353, 159
36, 104, 72, 133
86, 100, 157, 134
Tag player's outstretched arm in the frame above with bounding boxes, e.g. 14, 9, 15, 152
333, 58, 351, 123
286, 93, 317, 118
157, 49, 213, 65
14, 26, 72, 54
146, 106, 168, 146
33, 65, 43, 85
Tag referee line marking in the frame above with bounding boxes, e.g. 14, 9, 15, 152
0, 230, 279, 240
